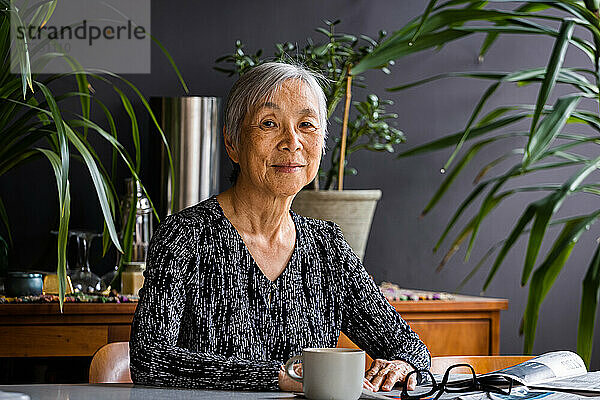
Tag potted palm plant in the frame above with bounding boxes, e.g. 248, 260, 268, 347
350, 0, 600, 365
1, 0, 187, 309
215, 20, 404, 260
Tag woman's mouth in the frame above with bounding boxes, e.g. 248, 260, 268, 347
272, 164, 305, 173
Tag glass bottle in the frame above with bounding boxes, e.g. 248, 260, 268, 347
109, 178, 153, 295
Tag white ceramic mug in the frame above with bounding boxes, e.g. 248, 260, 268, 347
284, 348, 365, 400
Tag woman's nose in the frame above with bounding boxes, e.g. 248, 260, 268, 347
279, 124, 302, 151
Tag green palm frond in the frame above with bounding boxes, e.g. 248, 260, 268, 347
373, 0, 600, 366
0, 2, 187, 311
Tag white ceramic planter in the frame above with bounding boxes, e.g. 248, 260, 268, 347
291, 189, 382, 261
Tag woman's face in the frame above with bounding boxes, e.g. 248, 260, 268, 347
227, 79, 325, 198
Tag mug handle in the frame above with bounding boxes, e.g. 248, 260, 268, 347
284, 354, 303, 383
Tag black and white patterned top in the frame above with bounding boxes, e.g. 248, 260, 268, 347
129, 195, 430, 391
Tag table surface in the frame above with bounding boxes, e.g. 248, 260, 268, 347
0, 384, 300, 399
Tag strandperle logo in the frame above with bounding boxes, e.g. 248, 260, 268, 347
15, 20, 147, 46
10, 0, 150, 74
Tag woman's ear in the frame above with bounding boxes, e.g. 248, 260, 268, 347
223, 126, 240, 164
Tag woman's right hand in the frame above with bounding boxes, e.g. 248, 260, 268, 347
278, 363, 303, 392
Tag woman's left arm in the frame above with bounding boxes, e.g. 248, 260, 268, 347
333, 223, 431, 390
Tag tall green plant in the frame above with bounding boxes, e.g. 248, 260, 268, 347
215, 20, 404, 190
1, 0, 187, 309
353, 0, 600, 365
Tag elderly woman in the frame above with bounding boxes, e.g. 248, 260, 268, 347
129, 62, 430, 392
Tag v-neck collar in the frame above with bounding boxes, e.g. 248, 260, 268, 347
207, 195, 304, 287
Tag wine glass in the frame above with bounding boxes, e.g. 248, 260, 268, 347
68, 230, 106, 294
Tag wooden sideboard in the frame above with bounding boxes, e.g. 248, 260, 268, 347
0, 303, 134, 358
0, 293, 507, 359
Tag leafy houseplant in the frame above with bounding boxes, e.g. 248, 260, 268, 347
350, 0, 600, 364
215, 20, 405, 191
1, 0, 187, 309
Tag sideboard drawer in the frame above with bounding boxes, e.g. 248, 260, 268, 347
0, 325, 109, 357
409, 319, 490, 356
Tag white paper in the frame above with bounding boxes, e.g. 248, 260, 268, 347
480, 351, 587, 387
0, 391, 30, 400
530, 371, 600, 393
486, 386, 600, 400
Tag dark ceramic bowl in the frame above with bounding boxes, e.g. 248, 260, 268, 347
6, 272, 43, 297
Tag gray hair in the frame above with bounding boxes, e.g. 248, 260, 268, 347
224, 61, 329, 152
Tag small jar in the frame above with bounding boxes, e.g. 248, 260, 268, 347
121, 262, 145, 296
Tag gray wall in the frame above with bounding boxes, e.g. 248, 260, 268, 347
2, 0, 599, 367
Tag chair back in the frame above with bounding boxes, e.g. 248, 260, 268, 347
89, 341, 132, 383
431, 355, 534, 375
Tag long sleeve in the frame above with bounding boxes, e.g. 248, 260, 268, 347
335, 223, 431, 378
129, 214, 282, 391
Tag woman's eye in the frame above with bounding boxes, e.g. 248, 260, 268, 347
300, 121, 317, 130
261, 120, 276, 128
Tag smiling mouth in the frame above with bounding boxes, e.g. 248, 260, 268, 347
272, 164, 305, 172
